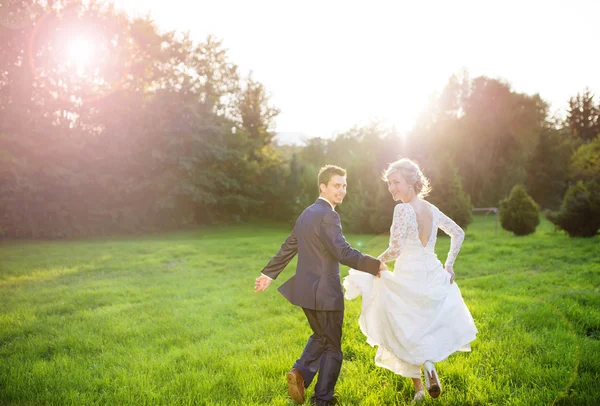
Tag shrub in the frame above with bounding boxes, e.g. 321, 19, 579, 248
546, 180, 600, 237
499, 185, 540, 236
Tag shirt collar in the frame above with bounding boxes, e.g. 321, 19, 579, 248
318, 196, 335, 210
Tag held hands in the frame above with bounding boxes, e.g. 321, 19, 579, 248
254, 275, 272, 292
377, 261, 388, 278
445, 265, 455, 284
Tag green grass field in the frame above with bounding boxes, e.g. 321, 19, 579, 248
1, 215, 599, 405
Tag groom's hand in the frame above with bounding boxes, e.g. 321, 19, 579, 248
254, 275, 272, 292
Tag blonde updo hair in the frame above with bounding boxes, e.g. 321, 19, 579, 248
382, 158, 432, 198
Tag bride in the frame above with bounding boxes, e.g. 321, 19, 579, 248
343, 158, 477, 403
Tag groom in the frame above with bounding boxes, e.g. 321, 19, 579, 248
254, 164, 386, 406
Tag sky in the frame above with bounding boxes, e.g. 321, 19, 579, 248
112, 0, 599, 144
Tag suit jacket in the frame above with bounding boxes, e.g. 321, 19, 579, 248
261, 198, 380, 311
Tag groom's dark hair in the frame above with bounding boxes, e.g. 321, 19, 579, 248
318, 165, 346, 189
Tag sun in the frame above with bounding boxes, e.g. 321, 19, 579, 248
66, 37, 95, 75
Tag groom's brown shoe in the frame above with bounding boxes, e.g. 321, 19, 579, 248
287, 368, 305, 404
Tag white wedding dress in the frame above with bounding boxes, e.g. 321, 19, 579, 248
343, 202, 477, 378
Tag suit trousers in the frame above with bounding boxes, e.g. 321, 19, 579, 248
293, 307, 344, 402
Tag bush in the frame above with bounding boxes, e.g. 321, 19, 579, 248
499, 185, 540, 235
546, 180, 600, 237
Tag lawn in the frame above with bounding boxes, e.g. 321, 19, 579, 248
1, 215, 599, 405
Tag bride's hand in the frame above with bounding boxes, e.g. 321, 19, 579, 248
445, 266, 455, 284
377, 261, 388, 278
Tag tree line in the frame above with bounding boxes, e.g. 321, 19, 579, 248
1, 1, 598, 239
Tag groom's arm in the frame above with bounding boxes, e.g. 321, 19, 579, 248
260, 227, 298, 280
320, 211, 380, 276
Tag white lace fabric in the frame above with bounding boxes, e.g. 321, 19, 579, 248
378, 203, 465, 267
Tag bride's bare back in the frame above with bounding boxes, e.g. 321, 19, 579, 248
409, 200, 434, 248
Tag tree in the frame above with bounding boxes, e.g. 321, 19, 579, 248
567, 88, 600, 143
428, 161, 473, 229
286, 153, 303, 216
237, 75, 280, 153
458, 78, 548, 206
410, 74, 550, 207
325, 124, 400, 234
525, 127, 576, 209
0, 1, 285, 237
569, 134, 600, 182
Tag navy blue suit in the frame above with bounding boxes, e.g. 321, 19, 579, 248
261, 198, 380, 402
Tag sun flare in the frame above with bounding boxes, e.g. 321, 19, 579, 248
66, 37, 94, 75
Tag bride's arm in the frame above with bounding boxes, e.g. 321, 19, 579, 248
378, 204, 409, 263
437, 209, 465, 267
